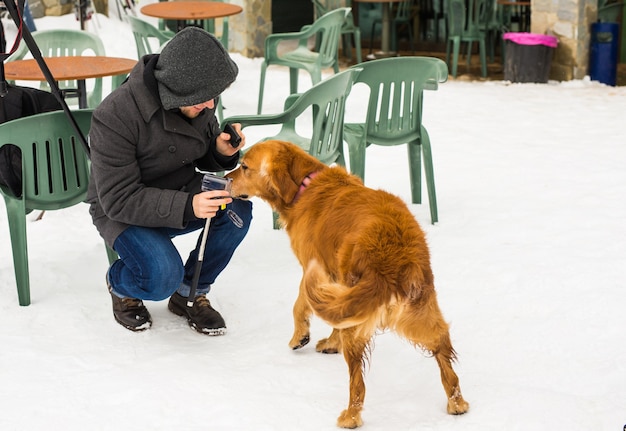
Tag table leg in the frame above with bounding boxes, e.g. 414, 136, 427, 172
522, 5, 530, 32
78, 79, 88, 109
366, 2, 397, 60
381, 2, 391, 53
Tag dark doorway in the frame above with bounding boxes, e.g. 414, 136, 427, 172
272, 0, 314, 33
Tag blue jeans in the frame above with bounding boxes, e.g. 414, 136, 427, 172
107, 199, 252, 300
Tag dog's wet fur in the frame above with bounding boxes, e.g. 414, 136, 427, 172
227, 140, 469, 428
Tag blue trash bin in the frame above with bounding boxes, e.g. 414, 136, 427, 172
589, 22, 620, 86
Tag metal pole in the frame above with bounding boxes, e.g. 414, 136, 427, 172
187, 218, 211, 307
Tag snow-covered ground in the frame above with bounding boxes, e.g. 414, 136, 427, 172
1, 6, 626, 430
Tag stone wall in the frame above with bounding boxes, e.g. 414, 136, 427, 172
228, 0, 270, 58
531, 0, 597, 80
28, 0, 73, 18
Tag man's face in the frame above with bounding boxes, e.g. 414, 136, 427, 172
179, 99, 215, 118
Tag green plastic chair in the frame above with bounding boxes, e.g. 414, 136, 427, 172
6, 29, 107, 108
0, 110, 117, 306
312, 0, 362, 64
418, 0, 447, 43
126, 15, 174, 58
369, 0, 415, 54
445, 0, 488, 78
223, 67, 361, 229
482, 0, 503, 63
342, 57, 447, 224
257, 7, 350, 114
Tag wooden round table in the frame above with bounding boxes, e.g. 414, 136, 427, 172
140, 1, 243, 32
4, 56, 137, 108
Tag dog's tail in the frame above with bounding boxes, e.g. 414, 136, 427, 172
303, 258, 427, 328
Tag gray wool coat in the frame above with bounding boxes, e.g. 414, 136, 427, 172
86, 55, 239, 248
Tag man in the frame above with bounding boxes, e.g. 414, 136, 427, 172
87, 27, 252, 334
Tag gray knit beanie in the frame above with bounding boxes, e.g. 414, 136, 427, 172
154, 27, 238, 110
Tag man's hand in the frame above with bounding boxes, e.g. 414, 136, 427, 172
216, 122, 245, 156
192, 190, 232, 219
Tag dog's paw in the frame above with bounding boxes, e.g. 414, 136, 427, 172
289, 334, 310, 350
447, 397, 469, 415
337, 409, 363, 429
315, 338, 339, 354
447, 387, 469, 414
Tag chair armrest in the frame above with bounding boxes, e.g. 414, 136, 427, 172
423, 58, 450, 90
264, 23, 323, 58
282, 93, 301, 110
221, 112, 293, 130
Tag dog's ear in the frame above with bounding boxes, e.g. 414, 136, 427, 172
258, 141, 300, 204
289, 148, 324, 184
272, 168, 301, 204
269, 141, 324, 204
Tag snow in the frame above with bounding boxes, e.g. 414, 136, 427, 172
1, 5, 626, 430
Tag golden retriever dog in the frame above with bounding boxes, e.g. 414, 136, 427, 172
226, 140, 469, 428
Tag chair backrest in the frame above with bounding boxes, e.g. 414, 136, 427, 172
126, 15, 173, 58
349, 56, 447, 146
283, 67, 361, 164
0, 110, 93, 210
313, 0, 350, 14
472, 0, 493, 32
30, 29, 105, 57
307, 7, 351, 67
448, 0, 488, 34
396, 0, 413, 20
312, 0, 355, 26
229, 68, 361, 165
9, 29, 106, 108
447, 0, 467, 37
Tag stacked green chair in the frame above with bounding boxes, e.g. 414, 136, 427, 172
6, 29, 107, 108
127, 15, 174, 58
343, 57, 448, 224
312, 0, 362, 64
223, 67, 362, 229
445, 0, 488, 78
482, 0, 503, 63
418, 0, 448, 43
256, 7, 350, 114
0, 110, 117, 306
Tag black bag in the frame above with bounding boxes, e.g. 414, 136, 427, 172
0, 84, 63, 197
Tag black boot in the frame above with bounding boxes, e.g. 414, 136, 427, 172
107, 277, 152, 332
168, 292, 226, 335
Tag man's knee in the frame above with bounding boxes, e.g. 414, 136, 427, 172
142, 263, 184, 300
